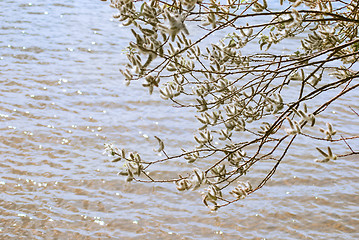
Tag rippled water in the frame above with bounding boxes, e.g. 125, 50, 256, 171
1, 1, 359, 239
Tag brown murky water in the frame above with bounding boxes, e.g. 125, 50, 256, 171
1, 1, 358, 239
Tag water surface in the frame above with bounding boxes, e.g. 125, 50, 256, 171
0, 1, 358, 239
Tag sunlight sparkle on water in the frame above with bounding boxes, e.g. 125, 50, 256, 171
94, 219, 105, 226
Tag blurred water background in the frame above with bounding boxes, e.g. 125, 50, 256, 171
0, 0, 358, 239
